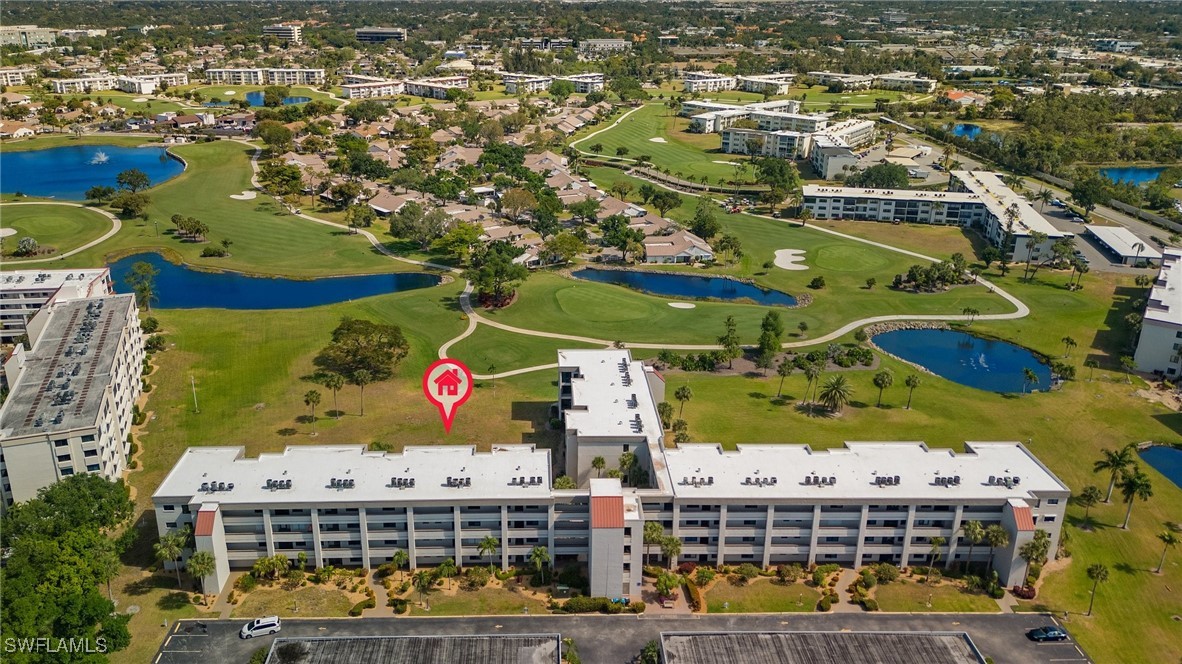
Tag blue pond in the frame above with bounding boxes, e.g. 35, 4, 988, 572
951, 123, 983, 140
204, 91, 312, 107
1140, 445, 1182, 490
873, 328, 1052, 393
0, 145, 184, 200
108, 253, 440, 310
1100, 166, 1166, 187
572, 268, 797, 307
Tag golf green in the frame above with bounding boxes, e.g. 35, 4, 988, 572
812, 244, 894, 272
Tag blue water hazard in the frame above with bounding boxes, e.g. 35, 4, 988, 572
107, 253, 440, 310
204, 91, 312, 107
951, 123, 983, 140
0, 145, 185, 200
1100, 166, 1166, 187
1140, 445, 1182, 490
571, 268, 797, 307
872, 328, 1052, 393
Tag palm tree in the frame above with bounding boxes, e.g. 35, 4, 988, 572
1094, 444, 1136, 503
478, 536, 500, 571
1084, 358, 1099, 381
803, 363, 822, 403
392, 549, 409, 581
1117, 466, 1154, 529
961, 520, 984, 573
1132, 241, 1145, 266
154, 530, 186, 588
904, 374, 921, 409
643, 522, 664, 565
1022, 367, 1038, 393
928, 536, 946, 580
962, 307, 980, 324
1086, 563, 1109, 616
438, 557, 457, 589
660, 536, 682, 570
353, 369, 373, 416
304, 390, 321, 435
186, 550, 217, 605
1077, 485, 1103, 523
674, 385, 693, 417
818, 375, 853, 413
1156, 528, 1179, 574
1034, 187, 1054, 212
412, 570, 435, 607
1018, 530, 1050, 587
776, 359, 793, 397
592, 456, 606, 478
872, 370, 894, 407
984, 524, 1010, 576
528, 545, 551, 584
323, 373, 344, 418
1061, 336, 1077, 358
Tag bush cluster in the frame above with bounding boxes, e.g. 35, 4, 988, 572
462, 566, 491, 591
348, 597, 376, 616
684, 579, 705, 612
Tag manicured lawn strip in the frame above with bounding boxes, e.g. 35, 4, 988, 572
447, 323, 603, 373
873, 580, 999, 613
811, 219, 986, 262
705, 578, 822, 613
408, 585, 549, 616
37, 140, 412, 277
0, 135, 161, 153
182, 84, 341, 108
109, 573, 199, 664
0, 204, 112, 258
230, 586, 353, 618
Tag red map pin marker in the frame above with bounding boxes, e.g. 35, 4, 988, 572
422, 358, 474, 433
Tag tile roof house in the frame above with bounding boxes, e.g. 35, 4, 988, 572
644, 230, 714, 263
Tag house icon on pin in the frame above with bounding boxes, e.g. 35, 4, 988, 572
434, 369, 463, 397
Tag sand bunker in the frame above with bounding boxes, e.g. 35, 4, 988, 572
0, 228, 17, 239
774, 248, 809, 271
223, 90, 237, 96
649, 137, 667, 143
668, 302, 696, 309
132, 97, 148, 103
229, 190, 258, 200
712, 160, 739, 165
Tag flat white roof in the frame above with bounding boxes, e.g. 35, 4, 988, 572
152, 444, 553, 505
558, 349, 663, 442
663, 442, 1069, 501
804, 184, 979, 203
1145, 248, 1182, 325
0, 269, 109, 295
1085, 224, 1162, 261
951, 171, 1065, 238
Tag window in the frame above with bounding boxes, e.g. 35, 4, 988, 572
84, 449, 98, 457
86, 464, 100, 472
54, 439, 69, 447
1047, 499, 1060, 505
60, 468, 74, 476
81, 434, 96, 443
166, 521, 177, 528
1043, 515, 1057, 523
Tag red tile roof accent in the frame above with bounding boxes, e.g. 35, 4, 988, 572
1012, 506, 1035, 532
194, 509, 217, 537
590, 495, 624, 529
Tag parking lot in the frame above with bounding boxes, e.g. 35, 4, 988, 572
1036, 203, 1156, 274
154, 612, 1091, 664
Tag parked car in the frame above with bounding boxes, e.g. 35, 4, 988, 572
240, 616, 281, 639
1027, 626, 1068, 642
1052, 199, 1065, 207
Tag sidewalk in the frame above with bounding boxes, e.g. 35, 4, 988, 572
832, 568, 863, 613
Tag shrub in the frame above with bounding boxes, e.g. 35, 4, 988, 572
387, 598, 409, 613
643, 565, 663, 579
677, 562, 698, 575
145, 335, 167, 352
817, 596, 832, 612
814, 563, 840, 575
348, 597, 376, 616
192, 594, 202, 604
988, 585, 1005, 599
861, 598, 879, 611
872, 563, 900, 584
735, 563, 761, 580
201, 246, 228, 258
1028, 563, 1042, 583
495, 568, 518, 582
398, 581, 410, 594
249, 647, 268, 664
860, 569, 877, 588
562, 596, 612, 614
129, 460, 138, 469
375, 563, 397, 579
141, 317, 160, 334
694, 567, 716, 586
727, 574, 749, 587
811, 570, 826, 587
606, 601, 624, 614
462, 566, 491, 591
227, 591, 236, 605
629, 600, 646, 614
776, 564, 802, 584
808, 276, 826, 289
684, 579, 705, 612
357, 568, 369, 578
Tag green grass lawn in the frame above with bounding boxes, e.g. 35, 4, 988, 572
0, 203, 112, 258
705, 578, 822, 613
181, 85, 341, 109
0, 134, 161, 155
810, 219, 986, 262
873, 580, 999, 613
230, 586, 354, 618
109, 572, 199, 664
409, 584, 549, 616
91, 92, 189, 115
447, 323, 603, 374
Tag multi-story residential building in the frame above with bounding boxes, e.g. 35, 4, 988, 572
803, 171, 1068, 262
1094, 39, 1141, 53
873, 71, 938, 93
156, 349, 1069, 599
405, 76, 469, 99
578, 39, 632, 56
685, 99, 803, 133
1134, 248, 1182, 377
0, 25, 59, 50
205, 68, 325, 86
683, 71, 737, 94
0, 66, 36, 87
810, 144, 860, 180
0, 269, 112, 344
808, 71, 875, 90
736, 73, 796, 95
1, 294, 144, 513
355, 27, 407, 43
262, 24, 303, 44
51, 72, 190, 95
518, 37, 574, 51
722, 128, 810, 159
340, 75, 404, 99
50, 75, 115, 94
502, 73, 553, 95
563, 73, 605, 93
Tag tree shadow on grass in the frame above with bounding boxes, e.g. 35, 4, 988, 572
295, 415, 313, 424
1067, 515, 1115, 532
1113, 562, 1143, 576
125, 575, 181, 597
511, 401, 559, 448
157, 591, 195, 611
277, 427, 298, 436
794, 403, 834, 418
748, 391, 767, 399
770, 395, 795, 407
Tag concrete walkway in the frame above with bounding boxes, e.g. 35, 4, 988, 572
0, 201, 122, 263
831, 568, 863, 613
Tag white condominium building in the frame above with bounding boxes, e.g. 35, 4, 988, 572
563, 73, 605, 93
502, 72, 606, 95
340, 75, 404, 99
578, 39, 631, 55
0, 66, 35, 87
405, 76, 469, 99
1134, 248, 1182, 377
683, 71, 737, 94
808, 71, 875, 90
1, 269, 113, 344
721, 128, 810, 159
205, 68, 325, 86
1, 295, 144, 513
355, 27, 408, 43
155, 349, 1069, 600
950, 170, 1067, 262
262, 24, 303, 44
684, 99, 803, 133
809, 70, 936, 93
736, 73, 796, 95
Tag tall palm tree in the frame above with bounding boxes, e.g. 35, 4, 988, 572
392, 549, 409, 581
872, 370, 894, 407
1022, 367, 1038, 393
354, 369, 373, 416
1155, 529, 1179, 574
928, 536, 946, 581
1061, 336, 1077, 358
1132, 242, 1145, 266
1117, 466, 1154, 529
674, 385, 693, 417
776, 359, 793, 397
1094, 445, 1136, 503
643, 522, 664, 566
904, 374, 921, 409
154, 530, 186, 588
437, 557, 457, 589
1018, 530, 1050, 587
984, 524, 1010, 576
804, 363, 822, 403
186, 550, 217, 606
528, 545, 551, 584
304, 390, 321, 435
819, 375, 853, 413
1086, 563, 1109, 616
478, 536, 500, 571
1084, 358, 1099, 381
1034, 187, 1054, 212
323, 373, 344, 418
412, 569, 435, 607
961, 520, 984, 573
660, 536, 682, 570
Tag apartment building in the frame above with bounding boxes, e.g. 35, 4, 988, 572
355, 27, 407, 43
949, 170, 1067, 263
1, 295, 144, 513
502, 73, 553, 95
721, 128, 810, 159
0, 25, 58, 50
262, 24, 303, 44
405, 76, 469, 99
1134, 248, 1182, 376
684, 99, 802, 133
0, 66, 36, 87
736, 73, 796, 95
156, 349, 1068, 599
1094, 39, 1141, 53
578, 39, 631, 56
340, 75, 404, 99
683, 71, 736, 94
205, 68, 325, 86
519, 37, 574, 51
808, 71, 875, 90
874, 71, 938, 93
50, 75, 115, 94
563, 73, 605, 93
0, 269, 112, 344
